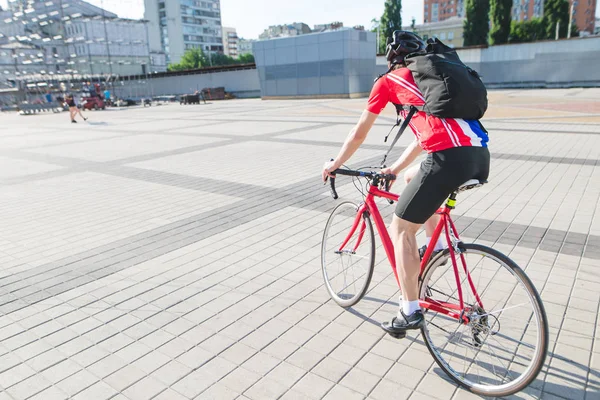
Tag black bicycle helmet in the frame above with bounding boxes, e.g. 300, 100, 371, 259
385, 30, 426, 65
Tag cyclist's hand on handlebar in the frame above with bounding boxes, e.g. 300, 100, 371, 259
322, 159, 338, 182
380, 167, 397, 190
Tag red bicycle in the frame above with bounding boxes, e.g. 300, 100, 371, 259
321, 168, 548, 397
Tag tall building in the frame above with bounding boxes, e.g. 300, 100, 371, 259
424, 0, 465, 23
222, 26, 238, 58
144, 0, 223, 65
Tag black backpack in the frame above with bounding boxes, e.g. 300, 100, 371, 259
404, 38, 488, 120
380, 39, 488, 166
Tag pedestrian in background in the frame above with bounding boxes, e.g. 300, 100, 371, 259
64, 94, 87, 123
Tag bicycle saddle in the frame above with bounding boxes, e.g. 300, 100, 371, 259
457, 179, 487, 192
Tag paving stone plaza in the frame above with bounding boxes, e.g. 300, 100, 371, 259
0, 89, 599, 400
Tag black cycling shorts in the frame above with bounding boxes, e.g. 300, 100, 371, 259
395, 146, 490, 224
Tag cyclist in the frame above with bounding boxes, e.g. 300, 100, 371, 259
321, 31, 490, 337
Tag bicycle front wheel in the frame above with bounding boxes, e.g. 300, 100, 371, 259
321, 201, 375, 308
419, 243, 548, 397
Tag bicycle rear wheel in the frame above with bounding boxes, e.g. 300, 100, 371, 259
321, 201, 375, 308
419, 243, 548, 397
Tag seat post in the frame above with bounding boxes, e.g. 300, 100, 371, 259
446, 192, 458, 209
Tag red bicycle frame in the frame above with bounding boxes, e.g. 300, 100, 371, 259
342, 182, 484, 324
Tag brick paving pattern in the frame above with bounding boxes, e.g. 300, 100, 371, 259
0, 88, 598, 399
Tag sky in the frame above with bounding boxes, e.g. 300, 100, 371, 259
0, 0, 425, 39
1, 0, 599, 39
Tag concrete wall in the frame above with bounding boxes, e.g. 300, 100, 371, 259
108, 35, 600, 101
254, 29, 377, 98
116, 67, 261, 98
376, 36, 600, 88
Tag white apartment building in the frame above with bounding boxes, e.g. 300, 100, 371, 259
144, 0, 223, 65
222, 26, 238, 58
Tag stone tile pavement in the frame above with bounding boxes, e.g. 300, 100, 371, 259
0, 88, 598, 399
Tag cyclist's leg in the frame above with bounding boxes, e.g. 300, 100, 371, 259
404, 163, 441, 249
390, 215, 421, 303
382, 148, 486, 335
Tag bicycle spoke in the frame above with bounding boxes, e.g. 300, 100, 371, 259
420, 244, 547, 396
478, 302, 530, 318
322, 202, 375, 307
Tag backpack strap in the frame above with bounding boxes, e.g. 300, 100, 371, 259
374, 64, 396, 83
380, 105, 418, 167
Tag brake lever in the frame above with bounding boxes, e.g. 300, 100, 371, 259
328, 175, 338, 199
385, 179, 394, 204
326, 159, 339, 200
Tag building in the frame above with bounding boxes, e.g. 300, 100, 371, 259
237, 38, 254, 56
0, 41, 50, 77
570, 0, 597, 34
511, 0, 596, 34
512, 0, 545, 21
61, 18, 153, 75
425, 0, 596, 34
254, 29, 377, 98
0, 0, 157, 77
222, 26, 238, 58
144, 0, 223, 65
258, 23, 311, 39
6, 0, 117, 16
596, 17, 600, 34
0, 8, 25, 45
313, 22, 344, 32
411, 17, 465, 47
424, 0, 465, 23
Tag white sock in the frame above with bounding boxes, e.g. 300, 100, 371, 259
425, 236, 445, 251
400, 300, 421, 316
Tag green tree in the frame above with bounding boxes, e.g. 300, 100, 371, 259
370, 18, 386, 54
168, 48, 256, 71
380, 0, 402, 45
508, 18, 546, 43
238, 53, 255, 63
168, 48, 208, 71
489, 0, 513, 44
569, 22, 579, 38
210, 53, 235, 66
463, 0, 490, 46
543, 0, 569, 39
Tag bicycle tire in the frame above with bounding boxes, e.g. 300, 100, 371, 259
321, 201, 375, 308
419, 243, 548, 397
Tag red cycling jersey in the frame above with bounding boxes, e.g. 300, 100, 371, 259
366, 68, 488, 153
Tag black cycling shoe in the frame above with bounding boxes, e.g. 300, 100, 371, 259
419, 245, 447, 265
381, 310, 425, 339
